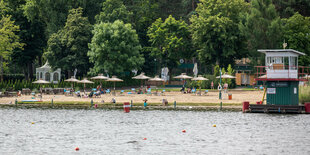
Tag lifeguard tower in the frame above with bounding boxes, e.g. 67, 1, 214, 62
244, 49, 309, 113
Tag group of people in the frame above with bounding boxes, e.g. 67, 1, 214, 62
180, 81, 229, 93
180, 86, 196, 94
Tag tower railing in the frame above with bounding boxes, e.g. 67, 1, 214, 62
255, 66, 310, 81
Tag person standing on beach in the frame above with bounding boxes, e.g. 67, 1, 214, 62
211, 81, 214, 89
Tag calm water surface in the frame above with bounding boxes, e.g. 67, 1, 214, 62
0, 108, 309, 154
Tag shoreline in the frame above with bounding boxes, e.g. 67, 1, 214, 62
0, 101, 242, 111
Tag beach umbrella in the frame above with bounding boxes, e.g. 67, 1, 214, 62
106, 76, 123, 94
193, 63, 198, 77
191, 75, 209, 95
216, 73, 236, 79
32, 79, 50, 98
148, 75, 164, 82
64, 76, 80, 89
78, 78, 94, 93
149, 75, 164, 94
174, 73, 193, 79
91, 74, 108, 88
132, 72, 150, 87
174, 73, 193, 87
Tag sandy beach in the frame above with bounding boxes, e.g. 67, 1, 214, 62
0, 90, 264, 105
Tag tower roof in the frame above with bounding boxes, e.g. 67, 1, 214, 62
39, 61, 51, 69
257, 49, 306, 56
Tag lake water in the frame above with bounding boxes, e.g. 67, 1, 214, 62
0, 108, 309, 154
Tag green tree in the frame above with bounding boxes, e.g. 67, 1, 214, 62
95, 0, 132, 24
283, 12, 310, 66
45, 7, 92, 77
273, 0, 310, 18
23, 0, 103, 36
3, 0, 46, 80
190, 0, 249, 67
239, 0, 283, 58
88, 20, 144, 75
147, 15, 192, 72
0, 15, 24, 81
225, 64, 235, 86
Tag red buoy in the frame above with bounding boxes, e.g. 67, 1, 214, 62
143, 138, 147, 140
182, 130, 186, 133
75, 147, 79, 151
243, 101, 250, 113
305, 103, 310, 114
123, 102, 130, 113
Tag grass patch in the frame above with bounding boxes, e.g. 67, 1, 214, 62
299, 86, 310, 104
17, 101, 241, 107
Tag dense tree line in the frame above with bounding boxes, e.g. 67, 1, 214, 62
0, 0, 309, 81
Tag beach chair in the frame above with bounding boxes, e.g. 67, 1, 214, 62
131, 88, 136, 94
75, 91, 81, 97
94, 91, 101, 98
192, 88, 196, 95
106, 89, 111, 94
161, 89, 166, 96
64, 89, 71, 96
120, 90, 124, 96
146, 88, 152, 96
204, 90, 209, 95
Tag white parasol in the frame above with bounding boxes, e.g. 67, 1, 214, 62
64, 76, 80, 89
91, 74, 109, 88
191, 75, 209, 95
149, 75, 164, 82
78, 78, 94, 93
174, 73, 193, 79
132, 72, 150, 87
106, 76, 123, 94
33, 79, 50, 98
216, 73, 236, 79
193, 63, 198, 77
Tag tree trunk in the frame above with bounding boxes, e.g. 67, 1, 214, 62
0, 56, 3, 82
27, 62, 33, 80
67, 70, 72, 79
192, 0, 195, 11
23, 67, 29, 81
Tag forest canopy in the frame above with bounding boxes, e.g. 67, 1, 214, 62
1, 0, 309, 79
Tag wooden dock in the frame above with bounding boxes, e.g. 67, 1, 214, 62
248, 104, 305, 114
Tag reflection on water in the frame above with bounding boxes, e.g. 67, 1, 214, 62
0, 108, 309, 154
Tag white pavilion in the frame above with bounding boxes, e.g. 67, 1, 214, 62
36, 61, 61, 83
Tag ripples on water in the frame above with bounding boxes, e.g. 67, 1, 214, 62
0, 108, 309, 154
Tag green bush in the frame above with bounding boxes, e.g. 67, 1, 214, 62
299, 86, 310, 104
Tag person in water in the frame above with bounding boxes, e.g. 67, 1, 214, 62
143, 99, 148, 108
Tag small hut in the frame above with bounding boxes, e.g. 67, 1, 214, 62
36, 61, 61, 83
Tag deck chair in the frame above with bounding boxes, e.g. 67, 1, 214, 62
146, 88, 152, 95
120, 90, 124, 96
64, 89, 70, 96
161, 89, 166, 96
106, 89, 111, 94
192, 88, 196, 95
131, 88, 136, 94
